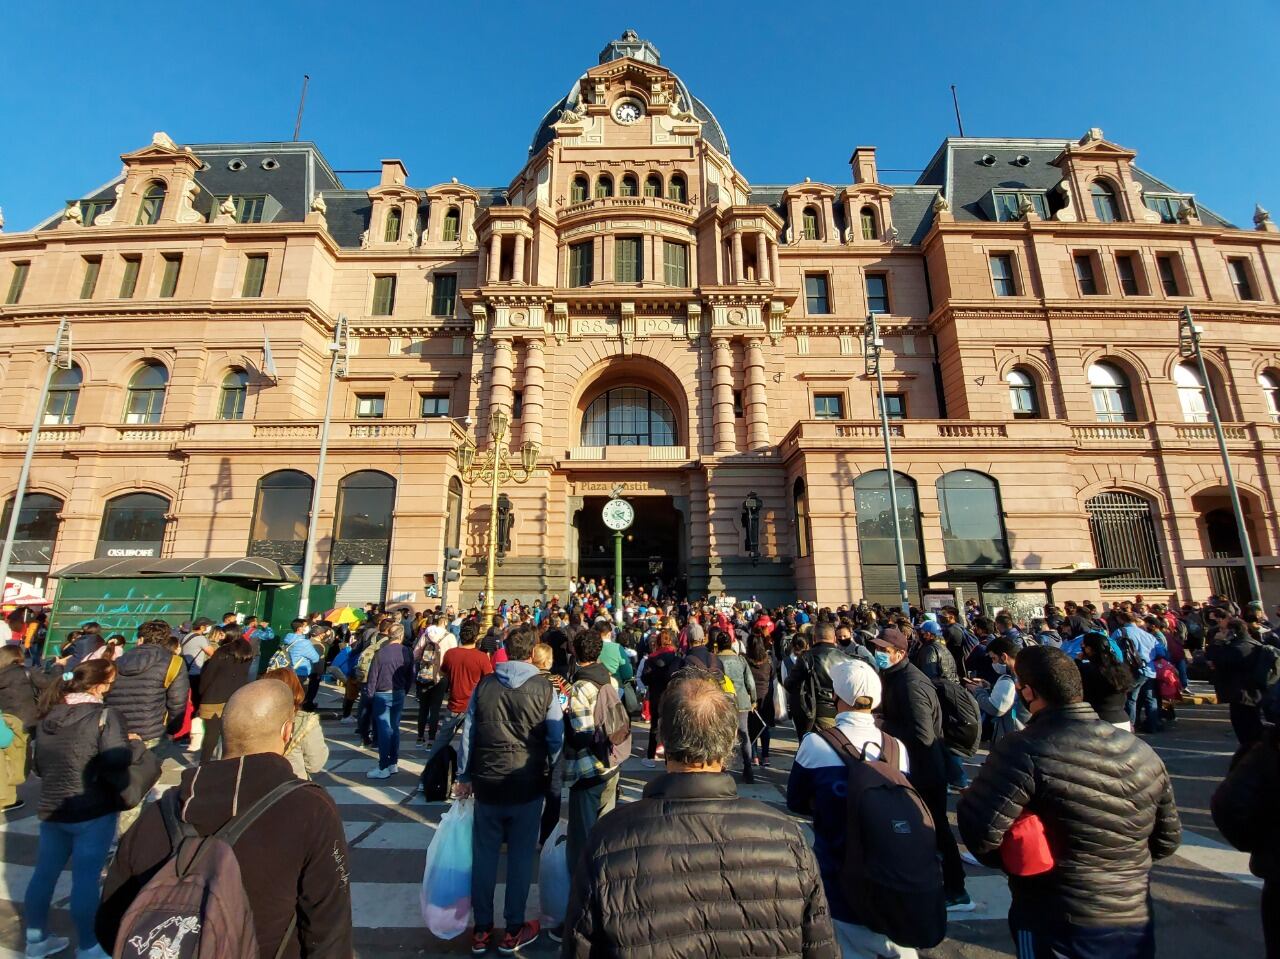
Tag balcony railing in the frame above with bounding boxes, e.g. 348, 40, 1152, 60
560, 195, 694, 218
568, 445, 689, 462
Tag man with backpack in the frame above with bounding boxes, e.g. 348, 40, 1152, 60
98, 679, 352, 958
788, 658, 943, 958
561, 630, 631, 882
785, 622, 855, 733
270, 619, 321, 681
1111, 610, 1161, 733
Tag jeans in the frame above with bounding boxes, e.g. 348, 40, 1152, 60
1175, 659, 1190, 691
1230, 702, 1264, 749
1126, 678, 1160, 733
356, 688, 374, 745
1010, 919, 1153, 959
945, 750, 970, 788
922, 781, 967, 897
416, 680, 447, 741
25, 813, 118, 949
567, 773, 619, 873
736, 711, 755, 783
370, 690, 405, 769
472, 798, 543, 931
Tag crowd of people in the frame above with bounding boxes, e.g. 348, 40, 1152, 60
0, 584, 1277, 958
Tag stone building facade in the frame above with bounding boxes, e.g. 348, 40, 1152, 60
2, 31, 1279, 611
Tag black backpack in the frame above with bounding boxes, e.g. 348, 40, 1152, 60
934, 678, 982, 757
420, 744, 457, 802
816, 727, 947, 949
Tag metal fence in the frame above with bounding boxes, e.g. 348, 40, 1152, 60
1086, 492, 1167, 591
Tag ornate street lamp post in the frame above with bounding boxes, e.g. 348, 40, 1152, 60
455, 409, 539, 624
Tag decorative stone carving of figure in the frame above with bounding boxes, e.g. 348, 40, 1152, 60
359, 229, 370, 249
932, 193, 951, 213
1255, 204, 1274, 230
151, 131, 179, 150
310, 193, 327, 215
0, 207, 5, 232
175, 181, 206, 224
62, 202, 83, 224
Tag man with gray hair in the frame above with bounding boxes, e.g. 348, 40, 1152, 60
561, 671, 837, 958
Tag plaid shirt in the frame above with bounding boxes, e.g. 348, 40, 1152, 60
562, 667, 617, 786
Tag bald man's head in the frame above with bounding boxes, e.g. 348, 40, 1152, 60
221, 679, 296, 759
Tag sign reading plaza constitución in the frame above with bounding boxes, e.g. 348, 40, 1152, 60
601, 497, 635, 531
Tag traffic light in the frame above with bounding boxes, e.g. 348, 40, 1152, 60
444, 548, 462, 582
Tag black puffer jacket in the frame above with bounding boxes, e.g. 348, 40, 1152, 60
563, 772, 836, 959
912, 639, 958, 682
104, 642, 189, 741
1212, 727, 1280, 881
877, 658, 946, 791
957, 702, 1181, 933
784, 642, 855, 723
34, 701, 144, 822
0, 662, 40, 729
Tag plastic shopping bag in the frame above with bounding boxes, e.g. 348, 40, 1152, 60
539, 820, 571, 927
420, 798, 475, 939
773, 677, 789, 722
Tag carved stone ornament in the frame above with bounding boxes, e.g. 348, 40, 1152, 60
1176, 201, 1197, 224
0, 206, 5, 232
1081, 127, 1104, 144
406, 225, 419, 248
1255, 204, 1276, 231
558, 106, 583, 124
888, 225, 900, 243
1018, 196, 1037, 220
62, 201, 83, 224
91, 184, 123, 227
932, 193, 950, 213
219, 196, 237, 217
310, 193, 327, 214
359, 229, 370, 249
175, 181, 205, 224
151, 131, 179, 151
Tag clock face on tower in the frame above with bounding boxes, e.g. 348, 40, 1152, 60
613, 100, 644, 124
601, 497, 635, 531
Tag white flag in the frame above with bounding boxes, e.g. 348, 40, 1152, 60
262, 325, 278, 379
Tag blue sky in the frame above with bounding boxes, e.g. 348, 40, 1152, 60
1, 0, 1276, 230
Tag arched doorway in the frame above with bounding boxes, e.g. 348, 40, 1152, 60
572, 496, 685, 598
1193, 488, 1263, 605
248, 470, 314, 574
854, 470, 924, 605
97, 493, 170, 558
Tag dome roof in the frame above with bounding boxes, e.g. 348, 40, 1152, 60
527, 31, 730, 159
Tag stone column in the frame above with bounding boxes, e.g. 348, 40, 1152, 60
488, 338, 514, 432
522, 338, 545, 447
511, 234, 526, 285
744, 337, 769, 450
755, 232, 770, 284
487, 234, 502, 284
731, 232, 744, 285
770, 239, 781, 286
821, 195, 835, 239
712, 337, 736, 453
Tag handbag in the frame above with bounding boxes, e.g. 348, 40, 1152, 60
1000, 811, 1056, 876
98, 711, 164, 810
772, 677, 789, 722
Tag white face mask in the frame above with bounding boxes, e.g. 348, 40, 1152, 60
992, 662, 1008, 675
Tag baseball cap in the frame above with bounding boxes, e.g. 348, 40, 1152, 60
919, 621, 942, 636
870, 627, 909, 652
192, 617, 214, 629
831, 658, 882, 710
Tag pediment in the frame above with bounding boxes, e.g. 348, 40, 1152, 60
1052, 131, 1137, 167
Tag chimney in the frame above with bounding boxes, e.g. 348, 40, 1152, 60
850, 147, 878, 185
380, 159, 409, 187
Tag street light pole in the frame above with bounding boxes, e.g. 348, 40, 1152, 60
0, 318, 70, 597
1179, 307, 1262, 603
865, 313, 911, 615
298, 313, 348, 619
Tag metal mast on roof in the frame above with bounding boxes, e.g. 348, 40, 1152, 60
950, 84, 966, 137
293, 75, 310, 142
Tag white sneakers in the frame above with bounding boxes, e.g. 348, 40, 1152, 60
366, 764, 399, 779
24, 934, 69, 957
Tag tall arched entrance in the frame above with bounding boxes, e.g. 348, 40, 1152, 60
1193, 488, 1264, 605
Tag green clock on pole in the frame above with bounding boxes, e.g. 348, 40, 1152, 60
602, 496, 635, 531
603, 489, 633, 624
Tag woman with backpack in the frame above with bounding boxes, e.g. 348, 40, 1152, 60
640, 629, 681, 767
746, 634, 776, 768
194, 638, 255, 763
1077, 630, 1135, 729
263, 667, 330, 779
715, 633, 757, 785
24, 659, 156, 959
414, 615, 454, 745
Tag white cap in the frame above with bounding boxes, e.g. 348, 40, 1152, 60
831, 658, 881, 711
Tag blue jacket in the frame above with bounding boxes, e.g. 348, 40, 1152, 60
1112, 625, 1158, 679
281, 632, 321, 678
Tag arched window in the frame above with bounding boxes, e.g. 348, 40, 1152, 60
441, 206, 461, 242
620, 174, 639, 197
801, 206, 820, 240
1090, 180, 1121, 223
97, 492, 169, 558
668, 173, 687, 203
1088, 362, 1137, 423
218, 369, 249, 420
383, 206, 402, 243
137, 181, 166, 225
793, 478, 811, 558
571, 175, 589, 204
1006, 368, 1041, 419
249, 470, 313, 565
937, 471, 1010, 567
595, 174, 614, 199
581, 387, 677, 447
1260, 370, 1280, 423
446, 476, 464, 550
335, 471, 396, 542
44, 363, 83, 425
860, 206, 879, 241
1175, 362, 1211, 422
854, 470, 923, 605
1086, 491, 1167, 590
124, 362, 169, 425
0, 493, 63, 570
644, 174, 662, 198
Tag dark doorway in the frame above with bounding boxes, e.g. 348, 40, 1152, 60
576, 496, 682, 593
1204, 507, 1249, 606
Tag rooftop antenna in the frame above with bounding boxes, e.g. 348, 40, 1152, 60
950, 84, 966, 137
292, 74, 310, 142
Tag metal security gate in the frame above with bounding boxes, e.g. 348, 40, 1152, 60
332, 564, 388, 606
1086, 492, 1166, 590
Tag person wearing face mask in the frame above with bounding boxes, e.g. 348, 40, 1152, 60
962, 636, 1026, 745
871, 627, 973, 913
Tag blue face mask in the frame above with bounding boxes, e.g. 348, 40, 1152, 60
874, 651, 892, 671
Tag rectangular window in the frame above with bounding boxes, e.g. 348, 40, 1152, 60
419, 393, 450, 418
1156, 253, 1183, 296
614, 236, 642, 282
804, 273, 830, 314
733, 389, 744, 418
80, 257, 102, 299
1145, 195, 1186, 224
989, 254, 1016, 297
512, 390, 524, 419
994, 191, 1050, 221
158, 254, 182, 298
226, 195, 266, 223
81, 200, 112, 227
5, 261, 29, 305
1115, 253, 1140, 296
813, 393, 844, 419
355, 394, 385, 419
878, 392, 906, 420
241, 254, 267, 298
567, 242, 593, 288
1073, 253, 1099, 295
865, 273, 889, 314
431, 272, 457, 316
371, 275, 396, 315
663, 240, 689, 286
119, 256, 141, 298
1228, 258, 1257, 300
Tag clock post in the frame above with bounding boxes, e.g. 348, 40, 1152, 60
601, 485, 634, 625
614, 528, 623, 626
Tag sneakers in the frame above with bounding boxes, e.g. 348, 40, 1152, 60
338, 715, 355, 725
498, 921, 540, 954
641, 759, 657, 768
547, 925, 564, 944
366, 766, 393, 779
4, 798, 25, 812
24, 935, 69, 958
471, 927, 495, 954
946, 892, 976, 913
